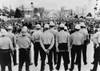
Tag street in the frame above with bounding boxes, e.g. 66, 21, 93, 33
3, 41, 100, 71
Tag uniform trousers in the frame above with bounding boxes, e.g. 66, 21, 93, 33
34, 42, 42, 66
92, 47, 100, 71
40, 45, 53, 71
92, 43, 97, 64
0, 49, 12, 71
18, 48, 30, 71
82, 40, 89, 64
12, 49, 17, 65
51, 44, 57, 65
70, 45, 82, 71
56, 43, 69, 70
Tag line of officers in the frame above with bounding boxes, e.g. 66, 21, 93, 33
0, 21, 90, 71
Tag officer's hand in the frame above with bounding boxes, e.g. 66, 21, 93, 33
56, 49, 59, 52
44, 49, 47, 53
68, 49, 71, 52
46, 50, 49, 54
99, 43, 100, 47
96, 43, 99, 48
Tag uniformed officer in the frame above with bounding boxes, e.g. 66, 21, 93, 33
56, 23, 70, 71
69, 24, 84, 71
79, 22, 89, 65
20, 26, 32, 65
0, 29, 14, 71
49, 21, 58, 65
91, 28, 100, 65
7, 25, 17, 65
40, 24, 54, 71
64, 26, 70, 35
0, 31, 2, 65
17, 27, 31, 71
32, 24, 42, 67
0, 32, 2, 65
91, 28, 100, 71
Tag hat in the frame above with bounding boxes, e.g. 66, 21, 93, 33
97, 28, 100, 31
21, 19, 24, 22
49, 21, 55, 26
80, 22, 85, 27
75, 24, 80, 29
59, 23, 65, 28
21, 26, 28, 35
64, 26, 68, 30
36, 24, 41, 29
23, 26, 27, 30
0, 32, 2, 37
44, 24, 49, 28
8, 26, 13, 30
1, 29, 8, 35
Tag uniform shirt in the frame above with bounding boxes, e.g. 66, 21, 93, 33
70, 31, 84, 46
91, 31, 100, 44
49, 28, 58, 38
17, 35, 31, 49
49, 28, 58, 44
6, 32, 16, 47
0, 37, 3, 47
32, 30, 42, 43
40, 30, 54, 45
79, 28, 88, 41
40, 30, 54, 50
0, 36, 13, 50
19, 32, 31, 39
56, 30, 70, 44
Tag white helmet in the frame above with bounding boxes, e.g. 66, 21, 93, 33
8, 26, 13, 30
44, 24, 49, 28
75, 24, 80, 30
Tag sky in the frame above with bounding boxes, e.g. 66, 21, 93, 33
0, 0, 88, 10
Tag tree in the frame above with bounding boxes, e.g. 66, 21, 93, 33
2, 6, 9, 16
14, 8, 22, 18
34, 8, 38, 14
9, 9, 15, 17
87, 12, 92, 17
38, 7, 44, 20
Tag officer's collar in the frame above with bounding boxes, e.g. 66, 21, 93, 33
60, 30, 64, 32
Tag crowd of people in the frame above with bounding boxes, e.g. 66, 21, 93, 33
0, 18, 100, 71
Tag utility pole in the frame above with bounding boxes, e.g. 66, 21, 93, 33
31, 2, 34, 18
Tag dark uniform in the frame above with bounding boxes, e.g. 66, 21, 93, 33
32, 24, 42, 66
79, 22, 89, 65
7, 26, 17, 65
49, 21, 58, 65
0, 29, 14, 71
56, 24, 70, 71
91, 30, 100, 71
17, 28, 31, 71
70, 24, 84, 71
40, 24, 54, 71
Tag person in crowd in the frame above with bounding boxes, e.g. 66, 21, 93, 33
0, 29, 14, 71
6, 25, 17, 66
49, 21, 58, 65
56, 23, 70, 71
69, 24, 84, 71
79, 22, 89, 65
17, 27, 31, 71
32, 24, 42, 67
91, 28, 100, 64
19, 26, 32, 65
64, 26, 70, 35
91, 28, 100, 71
40, 24, 54, 71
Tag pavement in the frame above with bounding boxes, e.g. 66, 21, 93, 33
3, 41, 100, 71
